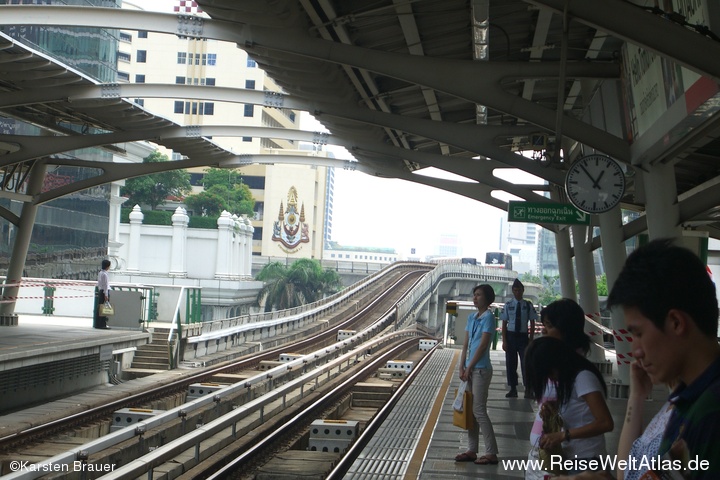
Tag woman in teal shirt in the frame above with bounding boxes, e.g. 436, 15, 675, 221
455, 283, 499, 465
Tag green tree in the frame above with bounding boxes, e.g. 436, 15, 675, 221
120, 151, 191, 210
596, 273, 608, 296
201, 167, 243, 189
256, 259, 342, 312
520, 272, 541, 284
184, 168, 255, 216
539, 274, 562, 306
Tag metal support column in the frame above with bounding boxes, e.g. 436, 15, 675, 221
0, 163, 47, 322
642, 164, 681, 239
555, 228, 576, 300
599, 207, 630, 386
572, 225, 604, 362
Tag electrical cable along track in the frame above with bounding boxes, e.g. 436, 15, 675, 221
0, 265, 434, 479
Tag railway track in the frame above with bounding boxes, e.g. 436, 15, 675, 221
1, 266, 435, 479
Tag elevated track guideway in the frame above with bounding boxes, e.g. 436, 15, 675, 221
0, 266, 440, 479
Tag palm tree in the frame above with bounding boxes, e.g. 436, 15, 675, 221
256, 259, 342, 312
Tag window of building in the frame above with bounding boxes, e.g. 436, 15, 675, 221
177, 52, 187, 64
134, 98, 144, 107
245, 80, 255, 90
247, 58, 256, 68
117, 71, 129, 81
117, 51, 130, 62
138, 31, 148, 38
243, 176, 265, 189
119, 32, 131, 42
175, 76, 185, 84
137, 50, 147, 63
242, 136, 252, 142
206, 78, 216, 86
174, 102, 215, 116
289, 111, 296, 122
189, 173, 204, 186
252, 227, 263, 241
244, 104, 254, 117
207, 53, 217, 66
135, 74, 145, 83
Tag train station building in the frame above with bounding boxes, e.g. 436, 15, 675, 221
1, 1, 720, 478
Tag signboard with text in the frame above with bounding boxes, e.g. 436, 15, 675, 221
508, 201, 590, 225
621, 0, 720, 165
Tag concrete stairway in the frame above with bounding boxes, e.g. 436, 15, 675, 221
126, 327, 171, 377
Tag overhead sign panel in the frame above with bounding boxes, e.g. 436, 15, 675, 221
508, 201, 590, 225
621, 0, 720, 165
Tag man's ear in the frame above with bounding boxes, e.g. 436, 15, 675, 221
666, 309, 691, 336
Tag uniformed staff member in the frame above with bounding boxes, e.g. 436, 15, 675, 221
500, 279, 537, 398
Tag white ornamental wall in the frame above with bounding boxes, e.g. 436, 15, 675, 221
116, 207, 253, 279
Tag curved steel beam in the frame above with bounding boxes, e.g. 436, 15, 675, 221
0, 6, 628, 160
346, 141, 552, 205
0, 125, 332, 167
0, 83, 561, 182
33, 153, 356, 204
526, 0, 720, 83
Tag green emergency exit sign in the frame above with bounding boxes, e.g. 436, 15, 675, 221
508, 201, 590, 225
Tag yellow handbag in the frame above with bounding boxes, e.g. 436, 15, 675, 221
452, 388, 475, 430
99, 302, 115, 316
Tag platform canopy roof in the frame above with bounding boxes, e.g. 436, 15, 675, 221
2, 1, 720, 239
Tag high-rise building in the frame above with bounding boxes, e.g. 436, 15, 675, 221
0, 0, 122, 277
118, 2, 330, 259
501, 217, 537, 275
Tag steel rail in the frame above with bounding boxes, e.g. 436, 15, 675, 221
0, 271, 429, 478
204, 336, 424, 480
0, 268, 426, 452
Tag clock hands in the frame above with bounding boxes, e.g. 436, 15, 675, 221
593, 170, 605, 189
565, 154, 625, 215
579, 163, 604, 190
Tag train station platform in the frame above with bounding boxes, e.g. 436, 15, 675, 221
0, 314, 150, 412
349, 347, 669, 480
0, 315, 669, 479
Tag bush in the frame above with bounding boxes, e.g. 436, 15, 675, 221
120, 207, 219, 229
142, 210, 173, 225
189, 216, 219, 229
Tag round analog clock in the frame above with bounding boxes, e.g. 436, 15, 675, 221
565, 154, 626, 214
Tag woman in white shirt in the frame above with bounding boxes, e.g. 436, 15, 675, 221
525, 336, 614, 475
526, 299, 592, 480
94, 259, 111, 329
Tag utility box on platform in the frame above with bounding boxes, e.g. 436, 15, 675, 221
105, 290, 144, 330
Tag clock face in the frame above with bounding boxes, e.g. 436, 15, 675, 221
565, 154, 625, 214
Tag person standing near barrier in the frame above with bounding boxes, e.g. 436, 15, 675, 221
526, 336, 614, 475
525, 298, 592, 480
94, 259, 111, 330
607, 238, 720, 479
557, 239, 720, 480
454, 284, 499, 465
501, 279, 537, 398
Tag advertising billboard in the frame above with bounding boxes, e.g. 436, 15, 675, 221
621, 0, 720, 164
